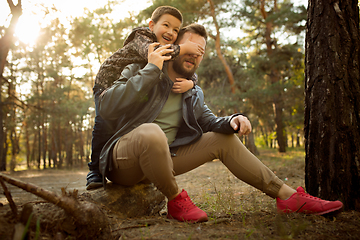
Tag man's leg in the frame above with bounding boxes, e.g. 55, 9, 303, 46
172, 132, 283, 198
107, 123, 179, 198
107, 123, 208, 222
173, 132, 343, 215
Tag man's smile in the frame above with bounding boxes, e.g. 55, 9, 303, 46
184, 58, 196, 67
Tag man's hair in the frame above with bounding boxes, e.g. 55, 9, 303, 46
151, 6, 183, 23
177, 23, 208, 43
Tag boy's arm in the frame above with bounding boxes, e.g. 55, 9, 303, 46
130, 28, 204, 62
129, 28, 180, 60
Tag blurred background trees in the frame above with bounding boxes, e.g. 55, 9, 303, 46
0, 0, 307, 171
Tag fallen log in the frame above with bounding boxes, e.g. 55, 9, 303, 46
86, 182, 166, 218
0, 173, 110, 239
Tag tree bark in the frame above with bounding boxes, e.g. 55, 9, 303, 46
246, 132, 259, 156
305, 0, 360, 210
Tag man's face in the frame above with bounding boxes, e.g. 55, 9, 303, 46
149, 14, 181, 45
172, 32, 206, 78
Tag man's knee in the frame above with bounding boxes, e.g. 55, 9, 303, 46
211, 132, 242, 148
136, 123, 167, 145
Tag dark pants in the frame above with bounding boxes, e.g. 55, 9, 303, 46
88, 87, 113, 171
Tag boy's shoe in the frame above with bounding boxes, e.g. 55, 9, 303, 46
276, 186, 343, 215
167, 189, 208, 223
86, 170, 103, 190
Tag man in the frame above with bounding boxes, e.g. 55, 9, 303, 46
86, 6, 203, 190
98, 24, 343, 223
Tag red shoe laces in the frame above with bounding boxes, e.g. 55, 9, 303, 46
299, 192, 322, 200
175, 197, 196, 211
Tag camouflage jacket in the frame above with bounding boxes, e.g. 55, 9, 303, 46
94, 27, 184, 92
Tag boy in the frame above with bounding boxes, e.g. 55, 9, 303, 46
87, 6, 204, 189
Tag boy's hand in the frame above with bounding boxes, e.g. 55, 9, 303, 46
148, 43, 173, 70
180, 33, 205, 56
171, 78, 194, 93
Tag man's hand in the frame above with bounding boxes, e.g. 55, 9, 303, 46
148, 43, 173, 70
230, 115, 252, 136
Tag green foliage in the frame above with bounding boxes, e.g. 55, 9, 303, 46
69, 0, 133, 63
197, 0, 306, 151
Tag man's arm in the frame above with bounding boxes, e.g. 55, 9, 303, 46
195, 87, 251, 136
98, 63, 160, 121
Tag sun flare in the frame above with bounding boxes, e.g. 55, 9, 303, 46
15, 13, 40, 45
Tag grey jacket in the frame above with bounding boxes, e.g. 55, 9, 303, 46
98, 62, 238, 183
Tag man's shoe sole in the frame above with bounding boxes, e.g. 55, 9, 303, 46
86, 182, 103, 190
315, 205, 344, 216
167, 214, 208, 223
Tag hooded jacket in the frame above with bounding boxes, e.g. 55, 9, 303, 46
98, 62, 238, 185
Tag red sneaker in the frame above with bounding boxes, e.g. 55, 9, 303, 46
167, 189, 208, 223
276, 187, 343, 215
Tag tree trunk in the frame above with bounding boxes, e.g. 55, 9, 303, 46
296, 129, 301, 147
305, 0, 360, 210
43, 122, 48, 169
246, 132, 259, 156
0, 1, 22, 171
260, 0, 286, 153
274, 98, 286, 152
31, 133, 37, 167
25, 121, 30, 168
207, 0, 236, 94
37, 127, 41, 169
57, 122, 63, 168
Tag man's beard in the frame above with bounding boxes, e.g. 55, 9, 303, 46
172, 56, 197, 79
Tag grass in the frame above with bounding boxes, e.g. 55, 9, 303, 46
169, 146, 352, 239
197, 147, 306, 215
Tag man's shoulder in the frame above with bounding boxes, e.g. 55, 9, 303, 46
124, 62, 161, 77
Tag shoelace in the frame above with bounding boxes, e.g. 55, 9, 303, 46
299, 192, 322, 201
175, 197, 196, 211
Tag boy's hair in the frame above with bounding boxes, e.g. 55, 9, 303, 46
177, 23, 208, 43
151, 6, 183, 23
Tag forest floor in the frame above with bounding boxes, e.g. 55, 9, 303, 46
0, 148, 359, 239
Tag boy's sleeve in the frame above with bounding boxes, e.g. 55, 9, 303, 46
94, 28, 156, 90
130, 28, 181, 61
191, 73, 198, 87
129, 28, 157, 61
164, 44, 180, 59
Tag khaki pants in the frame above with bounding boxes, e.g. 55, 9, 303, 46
107, 123, 284, 199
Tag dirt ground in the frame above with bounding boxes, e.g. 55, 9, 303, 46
1, 149, 360, 239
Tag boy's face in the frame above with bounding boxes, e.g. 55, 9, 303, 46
149, 14, 181, 45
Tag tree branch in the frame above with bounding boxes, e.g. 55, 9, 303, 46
0, 177, 17, 217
